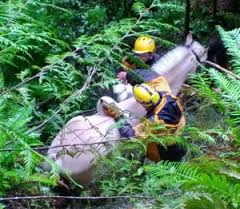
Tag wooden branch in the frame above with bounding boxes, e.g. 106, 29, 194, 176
0, 195, 153, 202
26, 67, 96, 135
204, 60, 240, 80
185, 0, 191, 36
0, 66, 50, 97
213, 0, 218, 23
182, 84, 191, 88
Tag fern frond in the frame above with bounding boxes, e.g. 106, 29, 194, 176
27, 174, 58, 186
217, 26, 240, 75
209, 68, 240, 124
186, 126, 231, 146
190, 72, 225, 111
145, 161, 240, 208
145, 161, 198, 186
132, 2, 146, 16
153, 2, 185, 13
21, 148, 41, 176
209, 68, 240, 102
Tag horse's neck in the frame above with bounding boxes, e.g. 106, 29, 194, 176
151, 46, 188, 75
163, 54, 197, 95
152, 46, 198, 95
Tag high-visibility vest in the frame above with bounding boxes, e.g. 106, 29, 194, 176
147, 76, 172, 93
133, 91, 185, 162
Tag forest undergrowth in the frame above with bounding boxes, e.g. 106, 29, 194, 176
0, 0, 240, 209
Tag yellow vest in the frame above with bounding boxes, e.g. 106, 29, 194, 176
133, 89, 185, 162
147, 76, 172, 93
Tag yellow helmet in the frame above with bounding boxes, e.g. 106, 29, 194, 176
133, 83, 160, 107
133, 36, 156, 54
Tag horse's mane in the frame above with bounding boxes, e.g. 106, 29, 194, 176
151, 46, 188, 74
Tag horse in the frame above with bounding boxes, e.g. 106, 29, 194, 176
47, 33, 208, 186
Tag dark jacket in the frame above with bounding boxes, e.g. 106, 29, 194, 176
146, 53, 161, 65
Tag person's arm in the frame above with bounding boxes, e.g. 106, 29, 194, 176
101, 100, 136, 138
115, 116, 136, 137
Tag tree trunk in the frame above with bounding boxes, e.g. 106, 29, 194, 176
185, 0, 191, 36
213, 0, 218, 24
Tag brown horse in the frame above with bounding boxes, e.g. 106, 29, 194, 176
47, 33, 208, 186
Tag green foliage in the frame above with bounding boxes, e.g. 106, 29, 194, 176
186, 126, 231, 145
145, 161, 240, 208
1, 0, 240, 208
217, 26, 240, 74
95, 140, 146, 196
190, 72, 225, 111
95, 26, 240, 209
0, 0, 69, 88
0, 97, 59, 196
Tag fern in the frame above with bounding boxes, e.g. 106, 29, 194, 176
132, 2, 147, 16
190, 72, 225, 111
0, 98, 59, 196
217, 26, 240, 75
145, 161, 240, 208
186, 127, 232, 145
208, 68, 240, 125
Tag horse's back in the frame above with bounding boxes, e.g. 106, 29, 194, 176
48, 114, 120, 175
47, 96, 145, 184
151, 46, 188, 75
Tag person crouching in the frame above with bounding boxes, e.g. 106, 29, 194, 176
101, 81, 187, 162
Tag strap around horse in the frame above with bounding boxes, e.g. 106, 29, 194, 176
186, 40, 202, 63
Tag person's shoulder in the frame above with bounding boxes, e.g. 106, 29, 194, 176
153, 53, 161, 61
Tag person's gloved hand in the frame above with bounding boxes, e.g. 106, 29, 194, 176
100, 99, 122, 119
117, 71, 127, 83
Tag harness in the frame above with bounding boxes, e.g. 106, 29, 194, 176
186, 40, 202, 63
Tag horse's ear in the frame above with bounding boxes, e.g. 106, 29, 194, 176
185, 32, 193, 46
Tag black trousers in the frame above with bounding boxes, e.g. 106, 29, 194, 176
157, 144, 187, 162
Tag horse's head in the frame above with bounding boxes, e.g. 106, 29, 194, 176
96, 96, 119, 116
185, 32, 208, 62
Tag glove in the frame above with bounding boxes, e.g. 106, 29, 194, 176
101, 100, 122, 119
